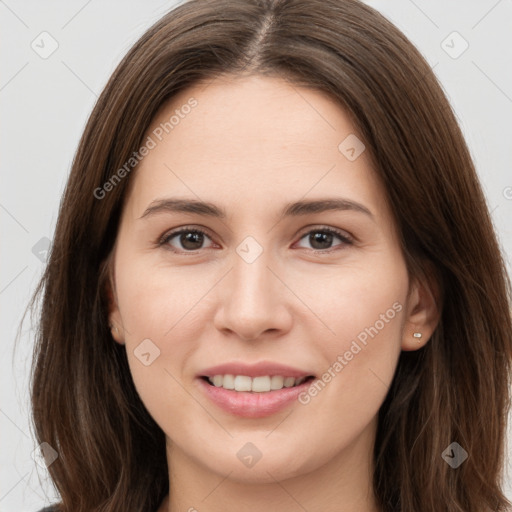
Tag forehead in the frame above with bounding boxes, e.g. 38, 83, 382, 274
125, 74, 389, 223
145, 74, 357, 162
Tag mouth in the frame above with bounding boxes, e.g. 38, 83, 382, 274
196, 361, 317, 417
200, 374, 316, 392
197, 373, 316, 418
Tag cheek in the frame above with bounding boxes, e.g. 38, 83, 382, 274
113, 251, 208, 424
120, 288, 201, 439
293, 255, 407, 353
294, 259, 407, 437
115, 247, 211, 341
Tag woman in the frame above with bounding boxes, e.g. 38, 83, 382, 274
30, 0, 512, 510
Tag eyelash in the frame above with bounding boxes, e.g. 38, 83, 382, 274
157, 225, 354, 255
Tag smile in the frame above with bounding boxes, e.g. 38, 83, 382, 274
204, 374, 313, 392
197, 375, 316, 418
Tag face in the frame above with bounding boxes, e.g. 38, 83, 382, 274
108, 74, 435, 484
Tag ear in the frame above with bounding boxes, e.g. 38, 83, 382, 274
401, 265, 441, 351
104, 261, 125, 345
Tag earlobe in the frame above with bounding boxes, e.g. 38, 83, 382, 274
108, 321, 125, 344
108, 305, 126, 345
104, 268, 125, 345
401, 268, 442, 351
403, 330, 427, 351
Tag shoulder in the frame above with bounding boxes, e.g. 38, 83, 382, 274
36, 507, 58, 512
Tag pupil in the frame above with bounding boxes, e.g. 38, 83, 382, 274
311, 232, 332, 249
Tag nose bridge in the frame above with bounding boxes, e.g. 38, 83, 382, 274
214, 238, 290, 339
230, 241, 277, 312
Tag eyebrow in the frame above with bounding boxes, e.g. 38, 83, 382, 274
140, 197, 374, 220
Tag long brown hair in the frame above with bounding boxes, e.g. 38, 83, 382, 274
29, 0, 512, 510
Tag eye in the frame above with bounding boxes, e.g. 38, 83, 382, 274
159, 226, 215, 252
295, 226, 353, 252
158, 225, 353, 254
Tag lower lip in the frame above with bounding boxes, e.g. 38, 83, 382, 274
197, 377, 314, 418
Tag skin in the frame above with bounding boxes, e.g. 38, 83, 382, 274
108, 74, 439, 512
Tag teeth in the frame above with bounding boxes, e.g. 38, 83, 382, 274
284, 376, 295, 387
270, 375, 284, 390
222, 374, 235, 389
207, 374, 309, 392
234, 375, 252, 392
252, 376, 271, 392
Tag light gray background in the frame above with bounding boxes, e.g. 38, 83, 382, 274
1, 1, 511, 510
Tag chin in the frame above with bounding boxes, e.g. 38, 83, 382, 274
202, 441, 321, 484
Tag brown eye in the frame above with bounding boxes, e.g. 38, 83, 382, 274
296, 227, 352, 251
161, 228, 214, 252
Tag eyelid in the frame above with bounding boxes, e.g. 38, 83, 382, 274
296, 224, 354, 243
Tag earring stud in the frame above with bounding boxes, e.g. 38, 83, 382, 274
413, 332, 422, 339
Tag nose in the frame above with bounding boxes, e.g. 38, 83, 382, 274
213, 248, 292, 341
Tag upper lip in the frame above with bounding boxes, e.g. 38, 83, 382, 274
199, 361, 315, 379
